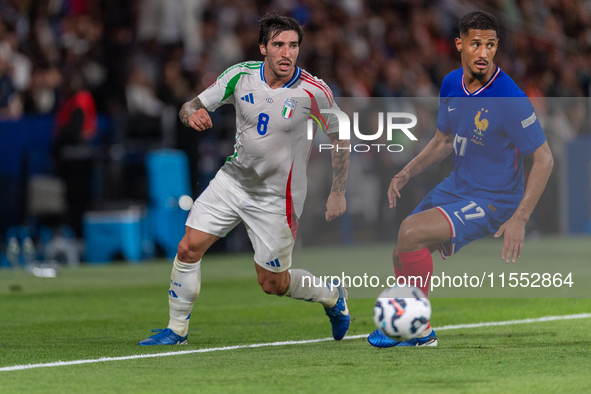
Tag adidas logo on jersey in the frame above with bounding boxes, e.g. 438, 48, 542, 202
240, 93, 254, 104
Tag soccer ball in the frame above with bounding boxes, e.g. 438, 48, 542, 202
373, 285, 431, 341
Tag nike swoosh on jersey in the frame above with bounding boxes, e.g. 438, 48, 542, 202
448, 106, 456, 112
453, 211, 465, 225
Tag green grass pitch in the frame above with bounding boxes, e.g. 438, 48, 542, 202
1, 236, 590, 393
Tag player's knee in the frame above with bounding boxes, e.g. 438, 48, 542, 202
177, 238, 203, 263
398, 218, 418, 250
260, 280, 278, 295
260, 281, 275, 295
260, 278, 289, 296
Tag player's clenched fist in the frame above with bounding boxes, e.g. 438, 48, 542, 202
188, 109, 213, 131
325, 191, 346, 222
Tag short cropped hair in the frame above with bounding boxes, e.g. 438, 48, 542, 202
258, 12, 304, 47
459, 11, 499, 37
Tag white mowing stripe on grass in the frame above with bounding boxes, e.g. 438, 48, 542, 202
2, 313, 590, 372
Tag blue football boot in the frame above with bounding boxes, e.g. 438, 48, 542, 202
367, 329, 400, 348
324, 282, 350, 340
138, 328, 188, 346
368, 329, 437, 347
396, 329, 437, 347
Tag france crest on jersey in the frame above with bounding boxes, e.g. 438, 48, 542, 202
436, 66, 546, 207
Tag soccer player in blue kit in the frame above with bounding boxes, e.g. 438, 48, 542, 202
368, 11, 554, 347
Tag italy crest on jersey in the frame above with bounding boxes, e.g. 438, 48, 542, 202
282, 98, 297, 119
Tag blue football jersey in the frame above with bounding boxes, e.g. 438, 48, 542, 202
436, 67, 546, 207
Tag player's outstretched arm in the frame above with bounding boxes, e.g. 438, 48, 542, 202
388, 130, 453, 208
179, 97, 213, 131
325, 132, 350, 222
494, 141, 554, 263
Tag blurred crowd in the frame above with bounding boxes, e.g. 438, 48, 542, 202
2, 0, 591, 117
1, 0, 589, 240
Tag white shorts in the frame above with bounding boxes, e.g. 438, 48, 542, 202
185, 172, 297, 273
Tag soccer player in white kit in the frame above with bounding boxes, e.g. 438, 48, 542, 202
139, 13, 351, 345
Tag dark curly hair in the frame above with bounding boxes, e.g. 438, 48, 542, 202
258, 12, 304, 47
459, 11, 498, 37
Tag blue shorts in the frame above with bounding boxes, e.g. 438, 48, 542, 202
410, 185, 517, 259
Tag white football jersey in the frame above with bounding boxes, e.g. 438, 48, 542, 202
198, 61, 339, 217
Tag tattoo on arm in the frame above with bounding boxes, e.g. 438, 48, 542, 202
179, 97, 205, 127
329, 133, 350, 193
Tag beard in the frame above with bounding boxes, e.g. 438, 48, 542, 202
470, 66, 487, 81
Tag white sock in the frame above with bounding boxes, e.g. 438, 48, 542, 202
167, 255, 201, 336
284, 269, 339, 308
420, 327, 433, 337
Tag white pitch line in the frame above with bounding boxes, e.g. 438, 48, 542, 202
2, 313, 590, 372
433, 313, 591, 331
